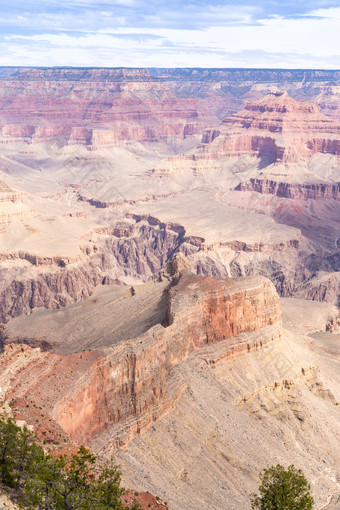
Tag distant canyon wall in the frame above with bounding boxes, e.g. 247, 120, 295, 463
0, 68, 339, 148
236, 178, 340, 201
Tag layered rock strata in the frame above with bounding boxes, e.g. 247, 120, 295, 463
0, 68, 212, 148
1, 68, 340, 149
1, 271, 281, 450
201, 91, 340, 161
0, 179, 33, 223
235, 178, 340, 200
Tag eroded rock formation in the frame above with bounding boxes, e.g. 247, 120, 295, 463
0, 68, 340, 510
0, 178, 33, 223
1, 68, 340, 149
236, 178, 340, 201
201, 92, 340, 162
1, 270, 281, 450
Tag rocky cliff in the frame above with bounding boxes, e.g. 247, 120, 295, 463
201, 91, 340, 161
1, 268, 338, 510
236, 178, 340, 201
1, 68, 340, 149
0, 68, 212, 148
0, 222, 181, 323
1, 269, 281, 450
0, 68, 340, 509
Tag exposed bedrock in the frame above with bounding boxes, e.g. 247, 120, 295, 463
0, 223, 181, 323
199, 92, 340, 162
0, 212, 333, 323
2, 271, 281, 450
1, 69, 340, 149
236, 178, 340, 200
0, 68, 217, 148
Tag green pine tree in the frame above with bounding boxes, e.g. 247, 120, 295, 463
251, 464, 314, 510
0, 418, 141, 509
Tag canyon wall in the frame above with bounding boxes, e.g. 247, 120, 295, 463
54, 272, 281, 448
1, 68, 340, 148
0, 222, 181, 323
236, 178, 340, 200
200, 92, 340, 162
0, 68, 211, 147
1, 271, 282, 450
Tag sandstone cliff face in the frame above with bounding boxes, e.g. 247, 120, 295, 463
0, 272, 282, 451
1, 281, 339, 510
53, 273, 281, 448
201, 92, 340, 161
236, 178, 340, 201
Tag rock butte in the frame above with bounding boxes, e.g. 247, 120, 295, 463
0, 68, 339, 509
3, 267, 281, 445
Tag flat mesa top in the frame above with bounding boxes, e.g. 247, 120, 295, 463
5, 279, 170, 354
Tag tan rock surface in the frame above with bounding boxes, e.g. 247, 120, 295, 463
0, 86, 339, 327
0, 269, 339, 509
0, 491, 19, 510
3, 271, 281, 449
116, 322, 340, 510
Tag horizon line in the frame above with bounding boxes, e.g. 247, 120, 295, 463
0, 66, 339, 71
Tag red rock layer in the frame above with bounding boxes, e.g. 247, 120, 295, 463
49, 273, 282, 448
201, 92, 340, 160
0, 69, 214, 147
1, 68, 340, 148
1, 273, 281, 450
227, 92, 340, 135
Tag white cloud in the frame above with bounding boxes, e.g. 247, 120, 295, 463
0, 5, 339, 67
306, 6, 340, 18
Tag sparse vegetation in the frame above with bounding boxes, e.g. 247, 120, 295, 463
0, 324, 7, 352
0, 418, 141, 509
251, 464, 314, 510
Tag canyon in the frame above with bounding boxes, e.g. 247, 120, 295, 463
0, 67, 339, 509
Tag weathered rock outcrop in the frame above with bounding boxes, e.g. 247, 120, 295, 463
0, 179, 33, 223
0, 272, 281, 450
52, 273, 281, 448
236, 178, 340, 201
201, 92, 340, 161
0, 68, 212, 148
0, 222, 181, 323
1, 68, 339, 149
114, 307, 340, 510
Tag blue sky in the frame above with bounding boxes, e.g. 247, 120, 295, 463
0, 0, 339, 68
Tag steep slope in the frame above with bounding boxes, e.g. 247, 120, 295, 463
135, 92, 340, 307
1, 68, 340, 150
0, 68, 215, 149
2, 266, 281, 446
1, 263, 339, 509
116, 324, 340, 510
151, 91, 340, 184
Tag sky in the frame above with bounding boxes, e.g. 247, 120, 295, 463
0, 0, 339, 69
